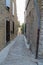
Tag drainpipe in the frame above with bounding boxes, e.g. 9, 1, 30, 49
24, 11, 26, 36
24, 11, 25, 35
34, 0, 40, 59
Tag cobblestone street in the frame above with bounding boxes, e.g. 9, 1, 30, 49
0, 35, 42, 65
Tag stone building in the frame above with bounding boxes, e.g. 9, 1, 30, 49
0, 0, 18, 50
25, 0, 43, 57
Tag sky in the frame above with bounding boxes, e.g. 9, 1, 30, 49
16, 0, 25, 25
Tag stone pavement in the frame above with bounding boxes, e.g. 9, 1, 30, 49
0, 35, 42, 65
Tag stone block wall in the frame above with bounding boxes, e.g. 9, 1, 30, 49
25, 0, 39, 53
0, 0, 18, 50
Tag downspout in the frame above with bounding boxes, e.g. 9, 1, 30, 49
24, 11, 26, 35
34, 0, 40, 59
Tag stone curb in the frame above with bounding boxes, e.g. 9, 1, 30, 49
24, 36, 30, 49
0, 38, 16, 64
24, 36, 43, 65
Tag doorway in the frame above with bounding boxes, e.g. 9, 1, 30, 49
6, 20, 10, 43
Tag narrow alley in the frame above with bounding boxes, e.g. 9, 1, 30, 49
0, 35, 38, 65
0, 0, 43, 65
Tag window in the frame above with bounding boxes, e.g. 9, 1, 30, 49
12, 2, 14, 16
6, 0, 10, 8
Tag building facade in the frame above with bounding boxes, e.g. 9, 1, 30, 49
25, 0, 43, 57
0, 0, 18, 50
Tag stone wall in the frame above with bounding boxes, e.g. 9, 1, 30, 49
0, 0, 18, 50
0, 0, 10, 50
25, 0, 39, 54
